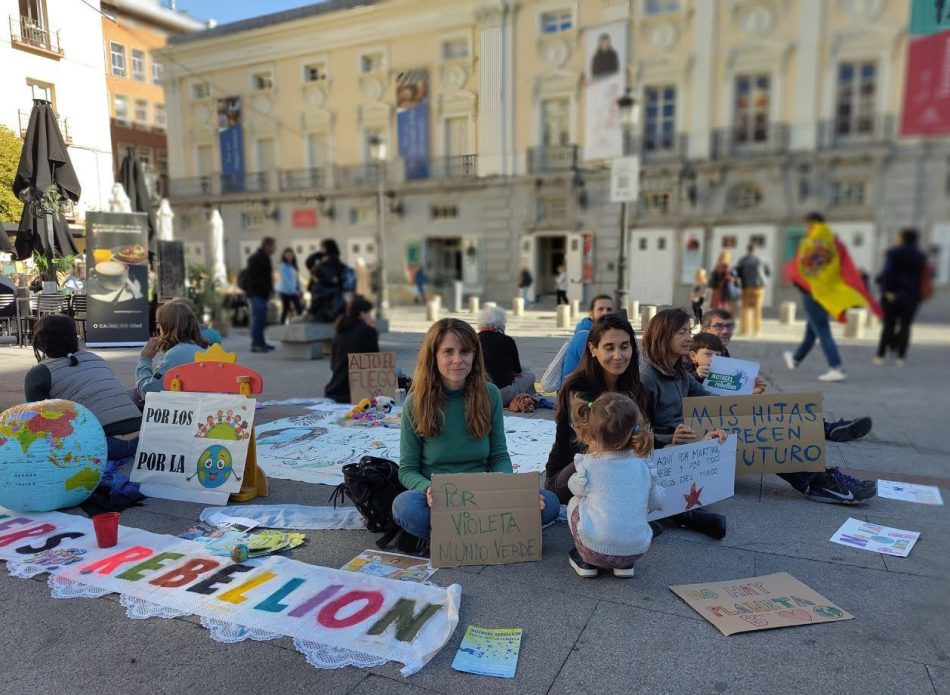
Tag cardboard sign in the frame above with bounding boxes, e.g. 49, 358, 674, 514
348, 352, 398, 404
647, 436, 737, 521
670, 572, 854, 636
130, 392, 255, 504
683, 392, 825, 475
430, 472, 541, 568
704, 356, 759, 396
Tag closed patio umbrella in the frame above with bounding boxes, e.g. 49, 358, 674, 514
209, 209, 227, 288
156, 198, 174, 241
12, 99, 81, 267
119, 148, 155, 242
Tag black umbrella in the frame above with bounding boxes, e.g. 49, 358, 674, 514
119, 148, 155, 242
12, 99, 80, 263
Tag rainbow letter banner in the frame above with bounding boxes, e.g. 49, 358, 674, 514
0, 510, 461, 675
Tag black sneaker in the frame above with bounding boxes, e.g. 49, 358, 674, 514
394, 529, 430, 557
568, 548, 600, 578
649, 521, 664, 538
250, 345, 269, 353
827, 417, 872, 443
675, 509, 727, 539
807, 468, 877, 504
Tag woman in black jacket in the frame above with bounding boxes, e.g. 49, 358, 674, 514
325, 296, 379, 403
875, 228, 927, 365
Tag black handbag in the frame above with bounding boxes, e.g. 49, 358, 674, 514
330, 456, 406, 548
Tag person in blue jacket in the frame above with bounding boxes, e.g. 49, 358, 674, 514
560, 294, 614, 381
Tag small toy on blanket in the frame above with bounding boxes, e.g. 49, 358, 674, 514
343, 396, 401, 427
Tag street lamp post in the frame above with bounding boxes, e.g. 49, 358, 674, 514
615, 89, 640, 312
368, 135, 389, 320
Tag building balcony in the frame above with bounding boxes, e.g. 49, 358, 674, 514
711, 124, 789, 159
18, 109, 71, 143
221, 171, 268, 194
816, 113, 895, 150
428, 154, 478, 179
629, 133, 689, 163
168, 176, 214, 197
279, 166, 330, 192
527, 144, 579, 173
9, 15, 62, 58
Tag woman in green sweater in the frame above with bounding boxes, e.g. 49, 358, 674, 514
392, 318, 559, 551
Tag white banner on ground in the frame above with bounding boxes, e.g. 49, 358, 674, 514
0, 510, 461, 675
584, 22, 627, 161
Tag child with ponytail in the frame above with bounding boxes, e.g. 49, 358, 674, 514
566, 392, 665, 579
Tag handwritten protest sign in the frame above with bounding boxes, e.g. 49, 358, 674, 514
0, 509, 461, 675
670, 572, 853, 636
131, 392, 255, 504
430, 473, 541, 568
704, 356, 759, 396
349, 352, 398, 404
647, 435, 737, 521
683, 392, 825, 475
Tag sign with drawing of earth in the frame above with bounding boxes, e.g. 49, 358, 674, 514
0, 400, 106, 512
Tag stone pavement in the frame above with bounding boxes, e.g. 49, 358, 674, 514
0, 304, 948, 695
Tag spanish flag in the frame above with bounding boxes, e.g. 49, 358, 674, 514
785, 223, 882, 322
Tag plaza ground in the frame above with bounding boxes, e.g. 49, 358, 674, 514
0, 299, 947, 695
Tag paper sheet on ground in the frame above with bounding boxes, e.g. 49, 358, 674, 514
829, 517, 920, 557
704, 356, 759, 396
341, 550, 437, 583
876, 480, 944, 506
254, 411, 555, 485
452, 626, 522, 678
200, 504, 366, 530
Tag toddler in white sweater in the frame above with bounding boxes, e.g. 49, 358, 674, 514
567, 392, 665, 578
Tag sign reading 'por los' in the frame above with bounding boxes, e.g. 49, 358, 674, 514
130, 392, 255, 504
348, 352, 398, 404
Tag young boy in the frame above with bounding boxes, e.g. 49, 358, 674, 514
687, 332, 725, 382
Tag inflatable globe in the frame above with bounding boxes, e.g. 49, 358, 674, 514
0, 400, 106, 512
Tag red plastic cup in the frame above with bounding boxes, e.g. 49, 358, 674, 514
91, 512, 119, 548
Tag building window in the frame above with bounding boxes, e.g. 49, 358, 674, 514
431, 204, 459, 219
251, 70, 274, 91
644, 0, 680, 14
152, 60, 163, 84
538, 196, 568, 221
540, 9, 573, 33
830, 180, 867, 208
350, 205, 377, 225
241, 210, 265, 230
191, 81, 210, 100
734, 73, 770, 144
727, 183, 764, 210
441, 38, 469, 60
303, 61, 327, 83
836, 61, 876, 137
134, 99, 148, 125
154, 103, 166, 130
540, 97, 570, 147
644, 86, 676, 152
26, 79, 55, 109
114, 94, 129, 124
110, 42, 126, 77
445, 116, 470, 157
642, 192, 672, 214
131, 49, 145, 81
306, 132, 328, 167
360, 51, 384, 75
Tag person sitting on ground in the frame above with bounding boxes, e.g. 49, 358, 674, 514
26, 314, 141, 460
324, 296, 379, 404
392, 318, 559, 554
566, 391, 664, 579
476, 305, 537, 410
560, 294, 614, 381
686, 331, 725, 382
700, 307, 877, 504
135, 302, 208, 401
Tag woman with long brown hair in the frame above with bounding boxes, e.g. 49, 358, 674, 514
392, 318, 559, 552
135, 301, 208, 399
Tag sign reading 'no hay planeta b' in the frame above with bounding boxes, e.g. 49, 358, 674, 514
0, 510, 461, 675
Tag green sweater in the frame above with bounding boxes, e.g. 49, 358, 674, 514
399, 383, 513, 491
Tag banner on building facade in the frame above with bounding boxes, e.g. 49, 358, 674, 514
900, 31, 950, 136
84, 212, 150, 347
909, 0, 950, 35
583, 22, 627, 161
218, 97, 245, 192
397, 69, 429, 180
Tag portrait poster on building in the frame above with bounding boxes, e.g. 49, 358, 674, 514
131, 391, 255, 505
583, 22, 627, 161
397, 69, 429, 180
217, 96, 245, 192
84, 211, 150, 347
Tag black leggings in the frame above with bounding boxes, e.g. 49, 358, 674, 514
556, 290, 569, 305
877, 295, 918, 359
279, 293, 303, 323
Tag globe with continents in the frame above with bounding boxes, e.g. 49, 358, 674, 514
0, 400, 106, 512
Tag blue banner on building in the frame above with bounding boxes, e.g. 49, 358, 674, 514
397, 70, 429, 180
217, 97, 245, 192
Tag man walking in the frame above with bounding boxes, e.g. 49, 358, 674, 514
244, 236, 276, 353
736, 243, 769, 336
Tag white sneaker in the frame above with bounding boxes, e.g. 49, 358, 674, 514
872, 356, 884, 365
783, 351, 797, 370
613, 567, 635, 578
818, 367, 847, 382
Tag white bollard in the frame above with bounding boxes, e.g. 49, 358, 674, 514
571, 299, 581, 320
451, 280, 464, 313
628, 299, 640, 320
512, 297, 525, 316
640, 304, 657, 328
484, 301, 497, 309
779, 301, 797, 325
556, 304, 572, 328
426, 300, 440, 322
468, 296, 480, 314
844, 308, 867, 338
